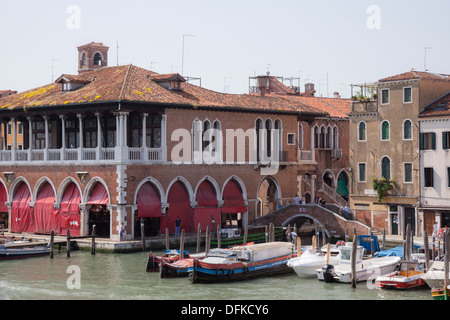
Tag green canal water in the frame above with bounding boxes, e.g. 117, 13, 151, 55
0, 248, 432, 301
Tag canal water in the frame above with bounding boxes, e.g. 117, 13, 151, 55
0, 247, 432, 301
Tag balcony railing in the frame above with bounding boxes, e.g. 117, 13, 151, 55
0, 147, 164, 164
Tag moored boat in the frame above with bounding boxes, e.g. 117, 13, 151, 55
375, 260, 427, 289
317, 243, 401, 283
192, 242, 295, 283
288, 247, 340, 277
146, 249, 190, 272
160, 252, 205, 278
421, 261, 450, 289
0, 244, 50, 260
210, 227, 285, 247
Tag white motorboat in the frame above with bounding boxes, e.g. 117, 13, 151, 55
320, 241, 345, 256
316, 243, 401, 283
420, 261, 450, 289
288, 248, 340, 277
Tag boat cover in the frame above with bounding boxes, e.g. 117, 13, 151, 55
358, 235, 380, 253
375, 245, 420, 258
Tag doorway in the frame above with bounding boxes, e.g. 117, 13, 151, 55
404, 207, 416, 235
88, 204, 110, 237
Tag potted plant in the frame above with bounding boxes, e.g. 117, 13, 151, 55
372, 177, 395, 203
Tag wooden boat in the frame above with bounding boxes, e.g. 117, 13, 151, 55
317, 243, 401, 283
192, 242, 295, 283
431, 287, 450, 300
160, 252, 205, 278
288, 248, 340, 277
146, 249, 190, 272
420, 261, 450, 289
210, 227, 285, 247
0, 244, 50, 260
375, 260, 427, 289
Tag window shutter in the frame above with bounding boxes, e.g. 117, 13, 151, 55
432, 132, 436, 150
419, 133, 424, 150
443, 132, 449, 150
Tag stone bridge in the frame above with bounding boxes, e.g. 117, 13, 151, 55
253, 204, 372, 240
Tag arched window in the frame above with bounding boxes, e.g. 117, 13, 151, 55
265, 119, 272, 157
275, 119, 282, 152
358, 122, 366, 141
202, 120, 211, 151
381, 121, 390, 141
93, 52, 102, 66
298, 123, 303, 149
314, 126, 319, 149
320, 126, 326, 148
381, 157, 391, 180
403, 120, 412, 140
326, 126, 332, 149
192, 119, 202, 155
81, 52, 87, 67
333, 126, 339, 149
256, 119, 263, 161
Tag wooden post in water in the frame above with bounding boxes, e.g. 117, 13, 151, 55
321, 225, 326, 247
269, 223, 274, 242
432, 235, 436, 261
165, 228, 169, 251
382, 228, 386, 251
66, 229, 71, 258
140, 218, 146, 251
216, 225, 221, 248
297, 236, 301, 257
345, 228, 349, 242
265, 225, 268, 242
405, 224, 411, 261
370, 230, 374, 258
50, 231, 54, 259
351, 236, 357, 288
196, 223, 201, 253
444, 231, 449, 291
180, 229, 185, 259
243, 224, 248, 245
91, 225, 96, 255
424, 230, 430, 271
312, 235, 316, 251
205, 225, 211, 253
326, 243, 331, 265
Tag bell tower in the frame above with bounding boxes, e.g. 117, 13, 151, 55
77, 42, 109, 74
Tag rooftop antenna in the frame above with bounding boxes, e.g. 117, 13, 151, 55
424, 47, 433, 71
116, 39, 119, 66
181, 34, 195, 76
149, 61, 158, 71
48, 58, 60, 82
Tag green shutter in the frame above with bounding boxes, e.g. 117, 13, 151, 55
419, 133, 424, 150
443, 132, 449, 150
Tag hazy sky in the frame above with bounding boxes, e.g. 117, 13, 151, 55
1, 0, 449, 98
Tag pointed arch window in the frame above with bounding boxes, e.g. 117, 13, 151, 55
381, 121, 390, 141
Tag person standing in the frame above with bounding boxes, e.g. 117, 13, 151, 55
175, 216, 182, 237
294, 195, 300, 205
340, 203, 350, 220
432, 221, 439, 238
120, 223, 126, 241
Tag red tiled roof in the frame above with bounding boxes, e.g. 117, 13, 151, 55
0, 65, 324, 116
420, 91, 450, 118
277, 95, 350, 118
379, 71, 450, 82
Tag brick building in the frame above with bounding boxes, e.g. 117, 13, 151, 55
0, 42, 349, 240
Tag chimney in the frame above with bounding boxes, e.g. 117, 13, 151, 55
305, 83, 315, 92
333, 91, 341, 99
256, 74, 269, 96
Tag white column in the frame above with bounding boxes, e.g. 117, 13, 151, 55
142, 113, 148, 161
77, 114, 83, 160
11, 119, 16, 162
27, 117, 32, 161
96, 113, 101, 160
60, 115, 65, 160
43, 116, 49, 161
161, 114, 167, 162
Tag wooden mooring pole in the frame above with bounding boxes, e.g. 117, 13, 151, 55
180, 229, 185, 259
66, 229, 71, 258
91, 225, 96, 255
445, 231, 449, 290
243, 224, 248, 245
196, 223, 201, 253
205, 225, 210, 253
217, 225, 221, 248
140, 218, 146, 251
424, 230, 430, 271
351, 236, 357, 288
165, 228, 169, 251
50, 231, 54, 259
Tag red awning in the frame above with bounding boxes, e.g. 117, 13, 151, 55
137, 182, 161, 218
34, 182, 58, 234
58, 182, 81, 236
222, 180, 247, 214
87, 183, 109, 205
166, 181, 191, 234
194, 181, 219, 232
0, 184, 7, 213
11, 183, 32, 233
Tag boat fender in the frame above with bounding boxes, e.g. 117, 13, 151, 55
322, 264, 336, 283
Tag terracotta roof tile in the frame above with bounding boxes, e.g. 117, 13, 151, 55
379, 71, 450, 82
420, 91, 450, 118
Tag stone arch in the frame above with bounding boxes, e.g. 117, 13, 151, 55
82, 177, 111, 205
256, 175, 282, 217
194, 176, 221, 203
32, 177, 57, 204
